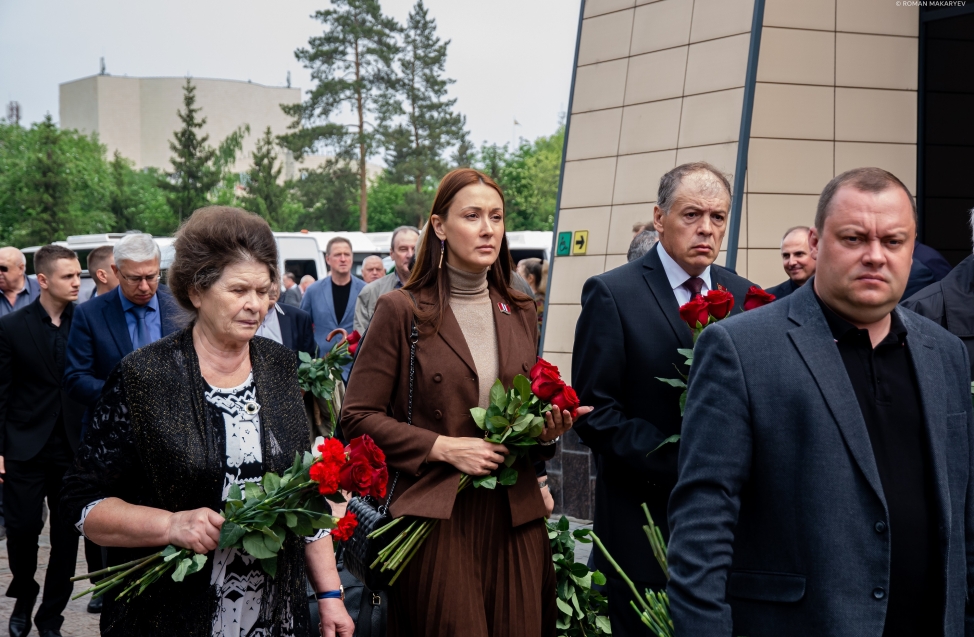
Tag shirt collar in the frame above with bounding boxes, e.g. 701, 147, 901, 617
814, 287, 907, 345
656, 242, 712, 292
273, 302, 285, 315
119, 290, 159, 314
36, 298, 74, 324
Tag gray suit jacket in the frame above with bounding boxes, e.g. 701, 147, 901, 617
281, 285, 302, 308
667, 282, 974, 637
353, 272, 401, 335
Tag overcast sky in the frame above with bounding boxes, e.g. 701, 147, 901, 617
0, 0, 580, 156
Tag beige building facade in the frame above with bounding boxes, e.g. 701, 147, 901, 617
59, 75, 302, 176
543, 0, 974, 519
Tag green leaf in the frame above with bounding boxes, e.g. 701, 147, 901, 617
262, 526, 285, 553
571, 590, 584, 618
570, 562, 589, 577
596, 615, 612, 633
242, 531, 277, 559
161, 545, 181, 558
262, 472, 281, 494
219, 521, 247, 549
470, 407, 487, 429
188, 553, 207, 574
260, 556, 278, 578
489, 379, 508, 410
171, 557, 192, 582
473, 475, 497, 489
555, 597, 574, 617
487, 415, 510, 433
556, 516, 570, 532
298, 351, 312, 363
244, 482, 263, 501
592, 570, 607, 586
512, 413, 533, 433
284, 512, 298, 528
655, 377, 687, 389
513, 374, 531, 400
498, 466, 518, 486
228, 483, 242, 502
650, 434, 682, 455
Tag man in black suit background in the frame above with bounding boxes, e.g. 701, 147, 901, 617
256, 284, 316, 358
572, 162, 756, 636
0, 245, 86, 637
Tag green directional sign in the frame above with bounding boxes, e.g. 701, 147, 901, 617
556, 231, 572, 257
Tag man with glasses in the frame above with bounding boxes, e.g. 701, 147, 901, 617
0, 247, 40, 318
62, 233, 179, 613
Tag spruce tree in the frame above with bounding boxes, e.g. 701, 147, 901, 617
282, 0, 399, 232
383, 0, 466, 225
161, 79, 220, 221
22, 115, 69, 244
243, 127, 288, 229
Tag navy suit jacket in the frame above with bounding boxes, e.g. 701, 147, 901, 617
277, 303, 316, 359
64, 286, 181, 420
667, 282, 974, 637
572, 244, 756, 583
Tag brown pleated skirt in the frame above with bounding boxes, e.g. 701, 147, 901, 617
388, 485, 557, 637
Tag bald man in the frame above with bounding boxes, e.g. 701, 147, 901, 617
0, 247, 40, 318
361, 255, 386, 284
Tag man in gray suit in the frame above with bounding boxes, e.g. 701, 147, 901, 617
667, 167, 974, 637
353, 225, 418, 334
281, 272, 302, 307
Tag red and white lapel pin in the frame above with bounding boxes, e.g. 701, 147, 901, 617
497, 302, 511, 315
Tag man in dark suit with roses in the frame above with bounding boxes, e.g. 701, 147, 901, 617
668, 168, 972, 637
572, 162, 756, 636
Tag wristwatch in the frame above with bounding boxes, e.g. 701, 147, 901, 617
316, 585, 345, 601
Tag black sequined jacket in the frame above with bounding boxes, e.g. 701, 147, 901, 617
61, 328, 313, 637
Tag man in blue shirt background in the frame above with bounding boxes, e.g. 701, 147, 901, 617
0, 247, 40, 318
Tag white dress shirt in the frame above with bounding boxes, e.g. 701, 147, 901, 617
255, 303, 284, 344
656, 243, 712, 306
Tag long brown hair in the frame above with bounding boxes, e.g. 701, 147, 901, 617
403, 168, 532, 329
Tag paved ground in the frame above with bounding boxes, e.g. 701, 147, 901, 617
0, 516, 594, 637
0, 520, 101, 637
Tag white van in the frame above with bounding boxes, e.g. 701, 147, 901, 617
275, 231, 381, 279
505, 231, 553, 264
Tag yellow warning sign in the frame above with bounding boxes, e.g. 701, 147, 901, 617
571, 230, 589, 255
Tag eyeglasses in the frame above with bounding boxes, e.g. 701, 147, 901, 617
120, 273, 161, 284
0, 266, 7, 273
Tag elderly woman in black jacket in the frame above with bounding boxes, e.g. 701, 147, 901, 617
61, 207, 353, 637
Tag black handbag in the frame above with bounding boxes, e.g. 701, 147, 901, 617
342, 321, 419, 591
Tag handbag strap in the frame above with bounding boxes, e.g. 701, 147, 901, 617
378, 313, 419, 514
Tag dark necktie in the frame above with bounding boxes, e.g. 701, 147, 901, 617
683, 276, 705, 299
130, 305, 149, 350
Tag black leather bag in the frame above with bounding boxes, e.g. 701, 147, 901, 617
342, 322, 419, 591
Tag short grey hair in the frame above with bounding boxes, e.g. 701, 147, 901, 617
657, 162, 732, 214
391, 225, 420, 250
363, 255, 384, 266
114, 233, 160, 264
627, 229, 659, 262
780, 226, 811, 247
0, 247, 26, 266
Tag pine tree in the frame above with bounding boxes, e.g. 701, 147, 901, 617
22, 115, 69, 244
243, 127, 288, 229
383, 0, 466, 225
282, 0, 399, 232
109, 151, 138, 231
161, 79, 220, 221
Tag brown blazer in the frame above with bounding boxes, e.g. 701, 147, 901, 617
341, 283, 553, 527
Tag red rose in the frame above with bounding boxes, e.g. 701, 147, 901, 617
346, 330, 362, 356
339, 458, 374, 495
347, 435, 386, 470
743, 286, 775, 311
679, 296, 710, 331
369, 464, 389, 500
704, 288, 735, 320
551, 384, 580, 420
529, 358, 560, 382
332, 512, 358, 542
531, 368, 564, 402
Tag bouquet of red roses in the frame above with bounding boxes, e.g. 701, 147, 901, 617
72, 435, 387, 602
658, 286, 775, 418
366, 358, 576, 584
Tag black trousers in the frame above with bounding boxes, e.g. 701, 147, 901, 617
4, 437, 78, 631
606, 574, 655, 637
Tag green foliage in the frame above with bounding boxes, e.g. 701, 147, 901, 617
297, 339, 353, 435
494, 127, 564, 231
380, 0, 467, 226
242, 127, 293, 230
364, 172, 431, 231
547, 516, 611, 636
282, 0, 400, 231
108, 152, 178, 235
160, 79, 221, 221
290, 160, 360, 231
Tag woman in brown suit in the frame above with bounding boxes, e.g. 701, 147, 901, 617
341, 169, 585, 636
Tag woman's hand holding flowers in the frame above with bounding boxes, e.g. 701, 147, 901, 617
428, 436, 509, 476
167, 507, 225, 554
540, 405, 593, 442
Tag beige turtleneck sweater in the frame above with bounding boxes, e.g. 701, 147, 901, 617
447, 263, 499, 409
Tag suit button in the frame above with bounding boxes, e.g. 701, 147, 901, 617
875, 521, 887, 533
434, 410, 442, 420
873, 587, 885, 600
433, 373, 442, 383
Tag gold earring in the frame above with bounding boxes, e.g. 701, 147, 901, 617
438, 240, 445, 269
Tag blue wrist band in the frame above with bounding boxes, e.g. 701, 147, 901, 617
316, 590, 342, 600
